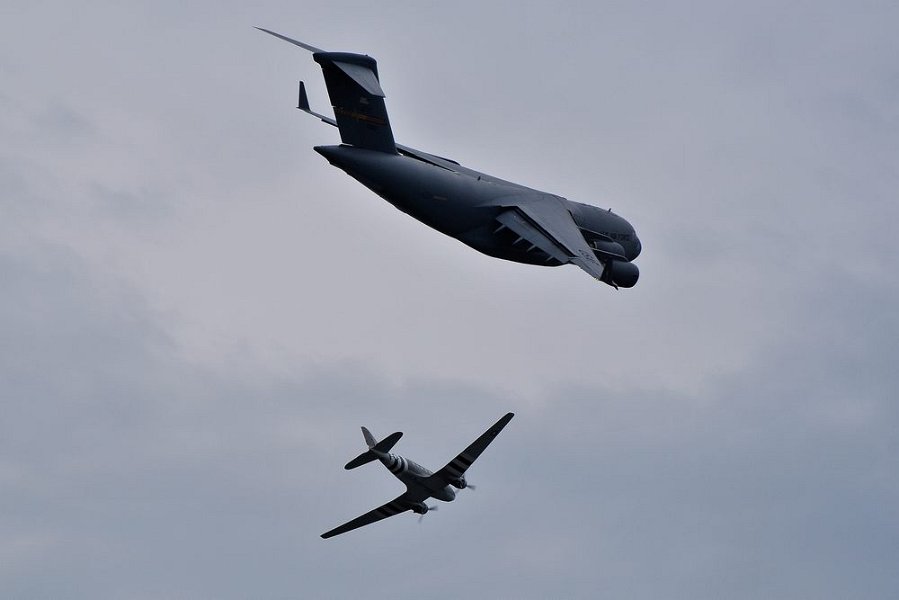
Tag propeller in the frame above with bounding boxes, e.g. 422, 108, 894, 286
465, 483, 477, 491
417, 506, 438, 523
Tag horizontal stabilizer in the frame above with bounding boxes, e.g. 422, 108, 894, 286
298, 80, 310, 110
344, 431, 402, 469
373, 431, 402, 453
255, 27, 322, 53
345, 450, 378, 470
299, 81, 338, 126
332, 61, 385, 97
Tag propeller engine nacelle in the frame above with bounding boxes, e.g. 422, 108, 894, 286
411, 502, 431, 515
413, 502, 439, 523
449, 476, 468, 489
601, 260, 639, 288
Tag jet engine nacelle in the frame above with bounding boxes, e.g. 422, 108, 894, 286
601, 260, 639, 288
411, 502, 431, 515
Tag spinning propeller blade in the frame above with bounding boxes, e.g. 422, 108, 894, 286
417, 506, 438, 523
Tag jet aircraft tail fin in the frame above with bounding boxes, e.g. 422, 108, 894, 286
345, 428, 403, 469
373, 431, 402, 453
256, 27, 397, 154
312, 51, 396, 154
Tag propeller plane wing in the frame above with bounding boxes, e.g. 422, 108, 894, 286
321, 493, 421, 539
430, 412, 515, 489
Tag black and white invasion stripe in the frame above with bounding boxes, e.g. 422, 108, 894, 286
386, 454, 407, 474
374, 499, 406, 518
443, 453, 474, 479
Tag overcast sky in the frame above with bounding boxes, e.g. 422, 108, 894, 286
2, 1, 898, 598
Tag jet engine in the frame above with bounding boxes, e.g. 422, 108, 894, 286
601, 260, 640, 288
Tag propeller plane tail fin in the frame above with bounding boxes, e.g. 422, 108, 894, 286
361, 426, 377, 449
345, 428, 403, 469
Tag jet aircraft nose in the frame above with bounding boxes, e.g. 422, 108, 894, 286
630, 235, 642, 260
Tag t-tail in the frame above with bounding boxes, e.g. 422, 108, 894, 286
256, 27, 397, 154
344, 427, 403, 470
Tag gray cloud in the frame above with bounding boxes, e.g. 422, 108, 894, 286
3, 243, 894, 598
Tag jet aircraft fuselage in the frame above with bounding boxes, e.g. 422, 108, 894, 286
315, 145, 642, 268
259, 27, 642, 288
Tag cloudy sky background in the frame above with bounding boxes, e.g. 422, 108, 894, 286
2, 1, 898, 598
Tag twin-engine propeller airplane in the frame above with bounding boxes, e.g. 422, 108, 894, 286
257, 28, 642, 288
321, 412, 514, 539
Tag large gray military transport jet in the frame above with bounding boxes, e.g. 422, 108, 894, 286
321, 412, 514, 539
258, 28, 641, 288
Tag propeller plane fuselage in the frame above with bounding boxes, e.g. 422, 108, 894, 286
372, 449, 456, 504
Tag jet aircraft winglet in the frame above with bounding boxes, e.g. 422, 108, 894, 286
254, 27, 323, 53
258, 28, 642, 288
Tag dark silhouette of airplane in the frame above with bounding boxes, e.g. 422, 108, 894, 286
321, 413, 514, 539
258, 28, 641, 288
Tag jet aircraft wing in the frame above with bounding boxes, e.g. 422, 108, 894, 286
321, 491, 426, 539
431, 412, 515, 485
496, 196, 606, 281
